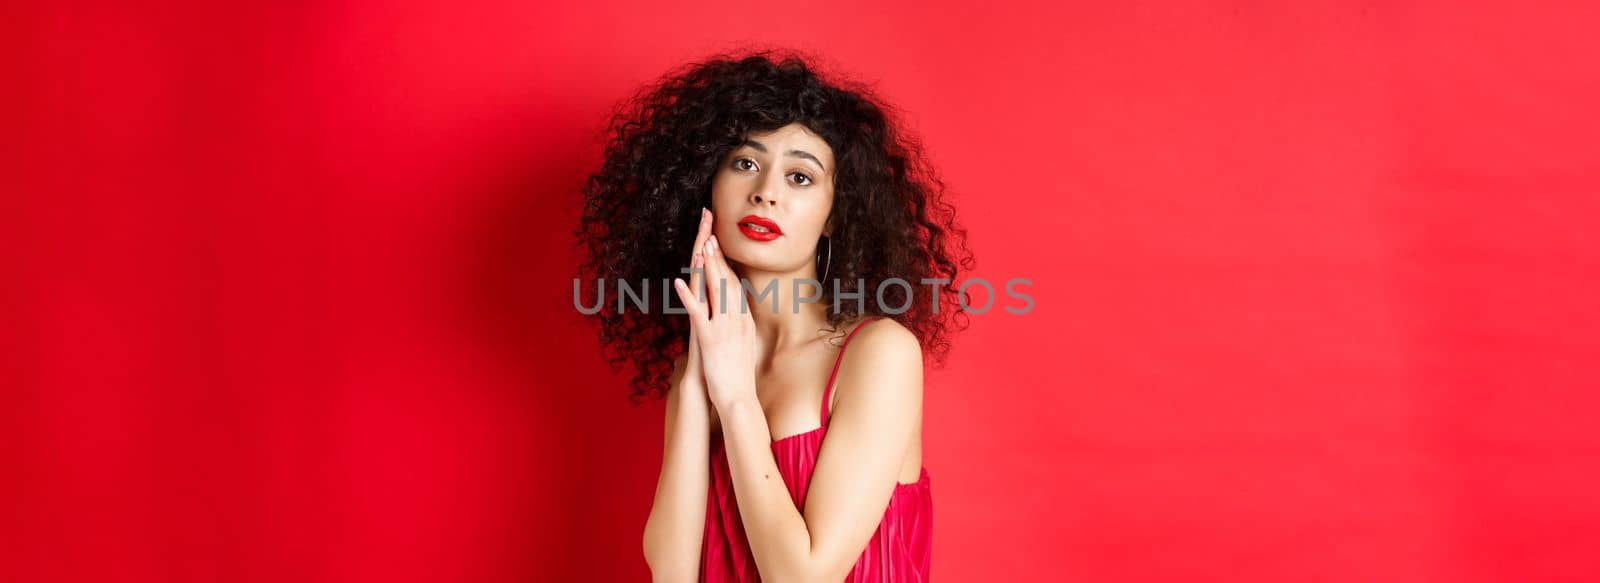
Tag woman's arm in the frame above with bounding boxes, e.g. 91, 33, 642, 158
642, 353, 712, 582
716, 321, 924, 583
644, 208, 717, 581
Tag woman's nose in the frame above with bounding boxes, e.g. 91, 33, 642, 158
751, 168, 787, 205
750, 186, 779, 206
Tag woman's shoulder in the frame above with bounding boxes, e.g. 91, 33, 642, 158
843, 316, 923, 365
829, 316, 924, 419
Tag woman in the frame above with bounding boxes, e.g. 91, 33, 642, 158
575, 50, 973, 582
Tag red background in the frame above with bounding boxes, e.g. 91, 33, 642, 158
6, 1, 1599, 581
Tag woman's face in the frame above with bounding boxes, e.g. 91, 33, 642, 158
709, 122, 836, 276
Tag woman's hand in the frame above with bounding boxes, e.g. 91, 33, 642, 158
677, 209, 715, 406
673, 230, 760, 411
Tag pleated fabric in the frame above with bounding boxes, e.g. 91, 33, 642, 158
700, 317, 933, 582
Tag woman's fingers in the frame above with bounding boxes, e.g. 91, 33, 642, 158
672, 208, 711, 314
695, 245, 710, 305
704, 234, 748, 319
673, 277, 706, 323
704, 236, 729, 318
688, 208, 710, 300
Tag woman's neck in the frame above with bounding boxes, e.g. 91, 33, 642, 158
728, 264, 834, 356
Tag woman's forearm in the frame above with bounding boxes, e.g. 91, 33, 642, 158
717, 394, 815, 581
642, 382, 712, 580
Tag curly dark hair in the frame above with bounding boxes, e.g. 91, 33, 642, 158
574, 48, 975, 403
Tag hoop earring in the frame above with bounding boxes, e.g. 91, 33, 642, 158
818, 235, 832, 282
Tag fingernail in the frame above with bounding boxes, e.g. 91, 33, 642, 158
705, 238, 714, 255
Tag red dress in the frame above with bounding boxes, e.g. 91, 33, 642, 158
700, 316, 933, 582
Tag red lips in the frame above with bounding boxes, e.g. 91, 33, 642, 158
737, 215, 783, 242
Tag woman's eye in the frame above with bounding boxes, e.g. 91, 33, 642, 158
734, 158, 756, 171
791, 173, 812, 186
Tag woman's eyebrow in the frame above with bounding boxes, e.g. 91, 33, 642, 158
740, 139, 827, 173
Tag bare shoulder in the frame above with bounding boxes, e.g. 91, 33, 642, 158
834, 317, 924, 402
847, 317, 923, 367
828, 317, 923, 441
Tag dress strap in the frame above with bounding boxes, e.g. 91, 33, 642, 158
821, 316, 883, 428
